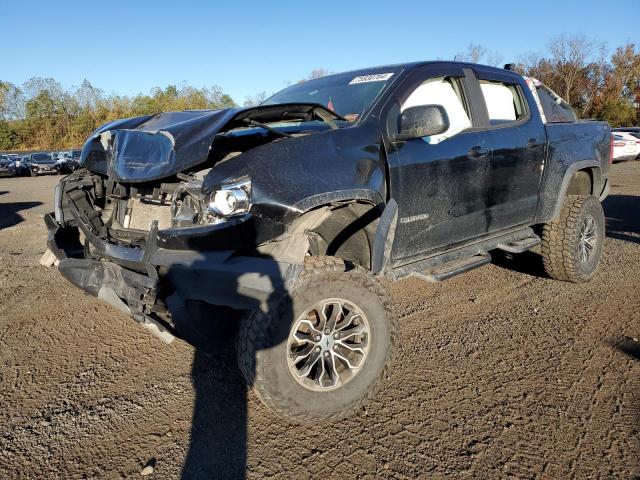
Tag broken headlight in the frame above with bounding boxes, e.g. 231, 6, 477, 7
170, 177, 252, 228
206, 178, 251, 218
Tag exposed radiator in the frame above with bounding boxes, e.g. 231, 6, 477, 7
127, 197, 172, 231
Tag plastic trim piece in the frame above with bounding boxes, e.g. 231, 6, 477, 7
551, 160, 601, 219
371, 199, 398, 275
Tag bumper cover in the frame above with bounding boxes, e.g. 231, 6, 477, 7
46, 213, 300, 344
58, 258, 157, 313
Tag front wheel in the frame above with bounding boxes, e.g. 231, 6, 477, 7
237, 256, 396, 423
541, 195, 605, 283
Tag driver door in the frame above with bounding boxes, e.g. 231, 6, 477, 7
384, 65, 493, 265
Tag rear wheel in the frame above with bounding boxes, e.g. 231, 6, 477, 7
541, 195, 605, 283
237, 256, 396, 423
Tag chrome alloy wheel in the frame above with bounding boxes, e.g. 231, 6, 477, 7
578, 215, 597, 263
287, 298, 371, 391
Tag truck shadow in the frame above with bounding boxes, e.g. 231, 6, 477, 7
182, 337, 249, 478
0, 201, 43, 230
612, 335, 640, 362
602, 195, 640, 245
177, 257, 292, 479
490, 249, 547, 278
609, 335, 640, 430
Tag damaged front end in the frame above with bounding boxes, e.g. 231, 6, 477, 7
47, 165, 298, 347
45, 104, 348, 346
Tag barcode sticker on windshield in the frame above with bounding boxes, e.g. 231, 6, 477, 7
349, 73, 394, 84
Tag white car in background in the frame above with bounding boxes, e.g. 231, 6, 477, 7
614, 127, 640, 138
612, 133, 640, 162
614, 130, 640, 143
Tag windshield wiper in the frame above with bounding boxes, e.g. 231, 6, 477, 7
312, 107, 343, 130
243, 118, 293, 138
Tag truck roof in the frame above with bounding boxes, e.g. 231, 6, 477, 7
324, 61, 521, 79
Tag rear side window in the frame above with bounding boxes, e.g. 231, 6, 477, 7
479, 80, 527, 126
536, 86, 577, 123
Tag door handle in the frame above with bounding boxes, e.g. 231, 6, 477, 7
526, 138, 538, 148
468, 145, 489, 157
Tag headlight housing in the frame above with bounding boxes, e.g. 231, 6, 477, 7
206, 178, 252, 220
171, 177, 252, 228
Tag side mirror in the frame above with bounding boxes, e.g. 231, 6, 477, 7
394, 104, 449, 141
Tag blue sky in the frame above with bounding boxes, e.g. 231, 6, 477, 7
1, 0, 638, 103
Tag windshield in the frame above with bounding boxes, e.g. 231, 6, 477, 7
31, 153, 53, 163
263, 69, 399, 122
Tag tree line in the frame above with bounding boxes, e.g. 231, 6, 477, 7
454, 35, 639, 127
1, 34, 638, 151
0, 80, 236, 150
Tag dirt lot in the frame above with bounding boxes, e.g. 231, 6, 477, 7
0, 163, 639, 479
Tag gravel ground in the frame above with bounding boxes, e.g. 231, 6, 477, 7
0, 163, 639, 479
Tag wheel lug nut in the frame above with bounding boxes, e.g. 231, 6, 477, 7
325, 329, 330, 334
333, 333, 339, 339
324, 351, 330, 357
315, 347, 321, 353
333, 345, 338, 350
315, 335, 321, 341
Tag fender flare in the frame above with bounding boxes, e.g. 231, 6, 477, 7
551, 160, 602, 219
292, 189, 384, 213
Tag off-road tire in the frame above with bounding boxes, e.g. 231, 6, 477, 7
541, 195, 605, 283
237, 256, 396, 423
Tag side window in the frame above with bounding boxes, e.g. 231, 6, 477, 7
479, 80, 527, 126
535, 85, 577, 123
401, 76, 471, 144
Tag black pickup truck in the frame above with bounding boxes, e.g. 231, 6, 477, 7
45, 61, 611, 423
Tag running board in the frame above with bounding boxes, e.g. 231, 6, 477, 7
390, 227, 535, 283
409, 253, 491, 282
496, 235, 541, 253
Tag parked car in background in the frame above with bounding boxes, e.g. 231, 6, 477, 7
29, 152, 59, 176
614, 127, 640, 136
70, 149, 81, 163
58, 149, 81, 173
0, 154, 18, 177
20, 155, 31, 175
613, 128, 640, 144
613, 129, 640, 140
54, 152, 69, 172
612, 134, 639, 162
614, 131, 640, 156
5, 154, 29, 176
8, 154, 21, 169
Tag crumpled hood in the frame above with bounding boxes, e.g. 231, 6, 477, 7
81, 108, 240, 182
81, 103, 343, 183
